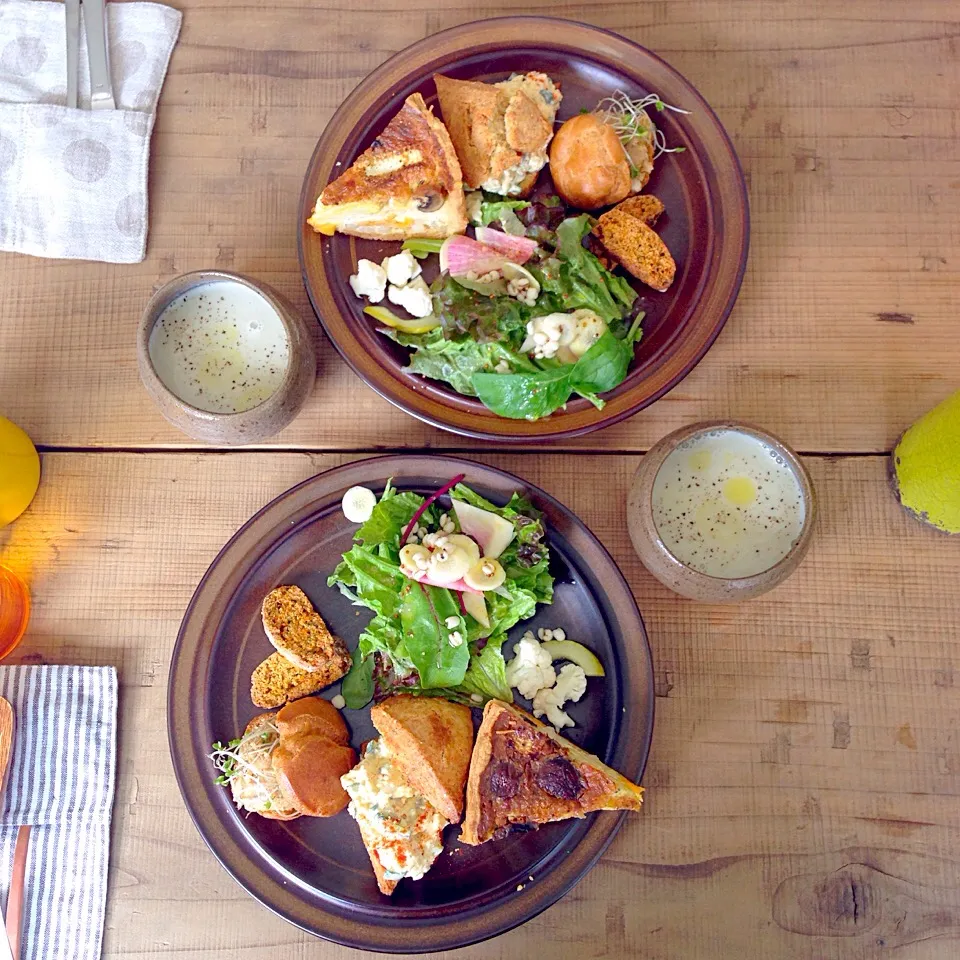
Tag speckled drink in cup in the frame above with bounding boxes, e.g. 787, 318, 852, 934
651, 428, 806, 578
148, 281, 290, 414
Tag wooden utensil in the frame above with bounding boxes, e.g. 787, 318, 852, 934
0, 698, 28, 960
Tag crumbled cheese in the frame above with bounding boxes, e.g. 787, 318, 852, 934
349, 258, 387, 303
387, 276, 433, 318
506, 632, 556, 700
444, 615, 460, 629
481, 150, 547, 196
448, 631, 464, 647
383, 250, 422, 287
533, 663, 587, 730
331, 694, 346, 710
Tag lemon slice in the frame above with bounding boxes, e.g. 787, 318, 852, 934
541, 639, 605, 677
364, 305, 440, 335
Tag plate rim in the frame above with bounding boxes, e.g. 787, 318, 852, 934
167, 453, 655, 951
296, 15, 750, 442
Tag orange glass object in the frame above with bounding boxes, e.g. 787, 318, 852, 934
0, 565, 30, 659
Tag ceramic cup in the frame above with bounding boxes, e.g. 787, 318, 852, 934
137, 271, 316, 444
627, 420, 817, 601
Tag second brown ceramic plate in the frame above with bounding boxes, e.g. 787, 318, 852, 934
168, 456, 653, 951
298, 17, 748, 441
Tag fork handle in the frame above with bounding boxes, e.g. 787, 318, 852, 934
5, 826, 30, 960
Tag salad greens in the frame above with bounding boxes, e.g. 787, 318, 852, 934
389, 206, 644, 421
329, 480, 553, 709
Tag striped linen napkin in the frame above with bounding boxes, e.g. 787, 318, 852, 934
0, 666, 117, 960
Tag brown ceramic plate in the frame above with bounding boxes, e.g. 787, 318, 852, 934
298, 17, 748, 441
168, 455, 654, 951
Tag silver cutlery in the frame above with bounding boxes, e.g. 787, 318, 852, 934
83, 0, 115, 111
65, 0, 80, 109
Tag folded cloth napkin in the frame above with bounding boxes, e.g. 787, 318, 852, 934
0, 666, 118, 960
0, 0, 181, 262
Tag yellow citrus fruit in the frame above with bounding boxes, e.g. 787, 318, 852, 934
892, 389, 960, 534
0, 416, 40, 527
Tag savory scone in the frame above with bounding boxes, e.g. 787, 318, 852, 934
593, 207, 676, 292
307, 92, 467, 239
260, 585, 352, 673
250, 652, 343, 708
460, 700, 643, 845
434, 72, 561, 197
371, 695, 473, 823
341, 737, 448, 896
229, 712, 300, 821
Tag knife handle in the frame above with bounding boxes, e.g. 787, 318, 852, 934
83, 0, 116, 110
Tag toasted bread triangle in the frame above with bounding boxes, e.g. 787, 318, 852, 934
460, 700, 643, 845
370, 695, 473, 823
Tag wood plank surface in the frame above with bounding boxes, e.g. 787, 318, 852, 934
1, 451, 957, 959
1, 1, 959, 452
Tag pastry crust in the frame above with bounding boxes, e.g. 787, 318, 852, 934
460, 700, 643, 845
308, 93, 467, 239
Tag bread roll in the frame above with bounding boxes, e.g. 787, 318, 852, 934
272, 733, 357, 817
276, 696, 350, 745
549, 114, 631, 210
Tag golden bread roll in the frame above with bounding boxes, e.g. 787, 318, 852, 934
272, 733, 357, 817
549, 113, 631, 210
276, 696, 350, 745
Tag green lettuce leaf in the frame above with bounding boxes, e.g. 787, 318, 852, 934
398, 583, 469, 688
471, 366, 574, 420
327, 546, 406, 619
452, 635, 512, 702
536, 215, 639, 324
385, 326, 536, 396
355, 488, 425, 553
430, 274, 530, 347
340, 651, 374, 709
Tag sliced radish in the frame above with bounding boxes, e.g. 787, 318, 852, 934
439, 235, 509, 277
410, 570, 482, 594
451, 499, 515, 559
474, 227, 538, 264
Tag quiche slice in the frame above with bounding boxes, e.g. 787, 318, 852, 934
459, 700, 643, 845
307, 92, 467, 240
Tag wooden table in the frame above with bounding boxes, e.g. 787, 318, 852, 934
1, 2, 958, 958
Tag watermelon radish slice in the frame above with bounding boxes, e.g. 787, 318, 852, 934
439, 235, 509, 277
410, 569, 482, 594
474, 227, 538, 264
451, 499, 515, 559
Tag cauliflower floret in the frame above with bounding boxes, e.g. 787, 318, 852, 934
387, 276, 433, 318
506, 632, 556, 700
532, 663, 587, 730
382, 250, 422, 287
349, 258, 387, 303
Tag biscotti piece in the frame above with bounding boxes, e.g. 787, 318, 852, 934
261, 585, 350, 672
251, 652, 349, 709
